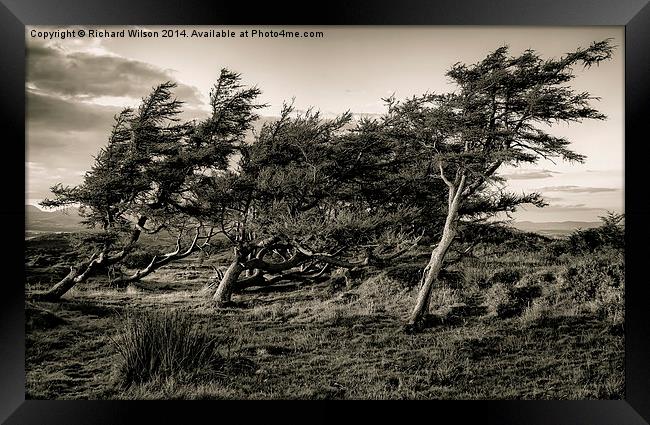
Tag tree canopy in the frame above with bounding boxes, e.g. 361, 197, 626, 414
33, 40, 616, 325
389, 39, 616, 330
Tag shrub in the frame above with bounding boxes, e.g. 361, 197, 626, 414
384, 262, 464, 289
462, 261, 493, 289
488, 269, 521, 287
504, 285, 543, 317
122, 246, 163, 269
484, 283, 509, 316
439, 269, 465, 289
500, 231, 551, 253
544, 212, 624, 258
458, 223, 551, 253
112, 310, 222, 387
353, 272, 411, 316
484, 282, 542, 318
428, 286, 463, 311
560, 251, 623, 301
518, 269, 557, 286
519, 298, 551, 327
560, 250, 624, 324
384, 263, 424, 288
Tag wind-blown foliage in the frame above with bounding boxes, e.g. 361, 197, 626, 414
32, 41, 616, 315
32, 69, 264, 300
378, 39, 616, 330
198, 102, 433, 304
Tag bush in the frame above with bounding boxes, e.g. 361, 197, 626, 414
519, 298, 551, 327
476, 268, 521, 289
122, 246, 163, 269
112, 310, 222, 387
560, 250, 624, 324
484, 283, 509, 316
353, 272, 411, 316
560, 252, 623, 301
439, 269, 465, 288
500, 231, 551, 253
458, 223, 551, 253
462, 262, 493, 289
518, 269, 556, 286
544, 212, 624, 258
383, 261, 465, 291
384, 263, 424, 288
488, 269, 521, 287
485, 282, 542, 318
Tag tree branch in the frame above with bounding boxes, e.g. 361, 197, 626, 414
438, 161, 454, 189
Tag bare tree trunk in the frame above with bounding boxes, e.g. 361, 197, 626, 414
30, 252, 105, 301
212, 252, 245, 306
29, 217, 147, 301
405, 170, 465, 332
30, 267, 84, 302
405, 220, 457, 331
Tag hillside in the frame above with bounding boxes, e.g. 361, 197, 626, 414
25, 203, 601, 238
25, 230, 624, 400
25, 205, 85, 233
510, 221, 601, 237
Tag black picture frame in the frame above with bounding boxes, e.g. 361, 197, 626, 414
2, 1, 649, 423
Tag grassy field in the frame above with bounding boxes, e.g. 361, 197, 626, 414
25, 232, 624, 400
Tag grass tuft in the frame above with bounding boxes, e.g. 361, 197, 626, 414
111, 309, 223, 387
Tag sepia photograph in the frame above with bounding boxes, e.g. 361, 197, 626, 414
24, 25, 625, 400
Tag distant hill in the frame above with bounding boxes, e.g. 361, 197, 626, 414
26, 202, 603, 239
25, 205, 86, 233
511, 221, 601, 237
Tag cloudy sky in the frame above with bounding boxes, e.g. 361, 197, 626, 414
26, 26, 624, 222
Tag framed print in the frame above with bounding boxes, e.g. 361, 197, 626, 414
2, 0, 650, 423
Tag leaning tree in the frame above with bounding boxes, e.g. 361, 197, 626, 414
201, 103, 432, 306
107, 69, 265, 288
30, 69, 263, 300
383, 40, 616, 331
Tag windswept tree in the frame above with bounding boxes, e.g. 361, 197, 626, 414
201, 103, 428, 306
108, 69, 265, 287
31, 69, 263, 301
383, 40, 616, 331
